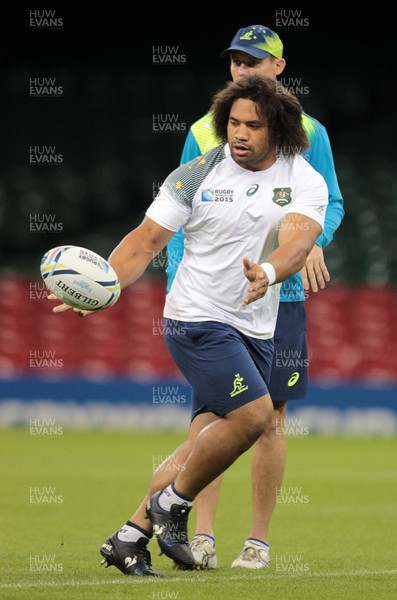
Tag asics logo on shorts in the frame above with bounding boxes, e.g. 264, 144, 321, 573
230, 373, 249, 397
287, 372, 300, 387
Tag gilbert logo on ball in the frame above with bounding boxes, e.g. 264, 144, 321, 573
40, 245, 121, 310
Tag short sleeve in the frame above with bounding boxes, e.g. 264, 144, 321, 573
146, 187, 191, 233
285, 166, 328, 230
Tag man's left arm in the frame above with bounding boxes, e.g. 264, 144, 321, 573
301, 123, 344, 291
244, 213, 323, 305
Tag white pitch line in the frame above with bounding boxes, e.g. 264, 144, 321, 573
1, 569, 397, 589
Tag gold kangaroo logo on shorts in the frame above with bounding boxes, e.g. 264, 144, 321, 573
230, 373, 249, 397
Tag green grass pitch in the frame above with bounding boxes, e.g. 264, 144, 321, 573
1, 428, 396, 599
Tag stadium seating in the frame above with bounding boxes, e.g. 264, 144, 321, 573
0, 277, 396, 385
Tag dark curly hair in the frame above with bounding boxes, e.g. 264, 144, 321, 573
211, 75, 309, 158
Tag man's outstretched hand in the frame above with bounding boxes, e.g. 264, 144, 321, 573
47, 294, 94, 317
243, 257, 270, 306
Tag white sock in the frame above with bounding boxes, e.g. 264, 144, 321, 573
194, 533, 215, 547
247, 537, 270, 551
117, 521, 150, 543
158, 484, 193, 511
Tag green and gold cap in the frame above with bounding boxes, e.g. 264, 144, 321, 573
220, 24, 283, 59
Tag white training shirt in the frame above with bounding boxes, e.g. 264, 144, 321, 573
146, 144, 328, 339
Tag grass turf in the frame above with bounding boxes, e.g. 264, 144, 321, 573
1, 429, 396, 599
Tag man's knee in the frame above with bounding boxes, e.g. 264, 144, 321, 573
254, 400, 274, 437
256, 401, 287, 447
228, 395, 274, 450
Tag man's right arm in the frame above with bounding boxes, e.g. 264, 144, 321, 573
51, 217, 175, 315
108, 217, 175, 289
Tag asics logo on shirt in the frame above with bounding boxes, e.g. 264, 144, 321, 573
246, 184, 259, 196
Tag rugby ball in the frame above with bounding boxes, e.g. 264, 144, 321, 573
40, 245, 121, 310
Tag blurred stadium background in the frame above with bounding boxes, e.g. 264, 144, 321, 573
1, 11, 396, 433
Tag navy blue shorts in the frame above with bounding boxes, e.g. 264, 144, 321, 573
164, 319, 274, 421
268, 301, 308, 401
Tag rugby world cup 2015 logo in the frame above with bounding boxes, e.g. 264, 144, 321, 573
272, 187, 292, 206
201, 189, 214, 202
201, 188, 234, 203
